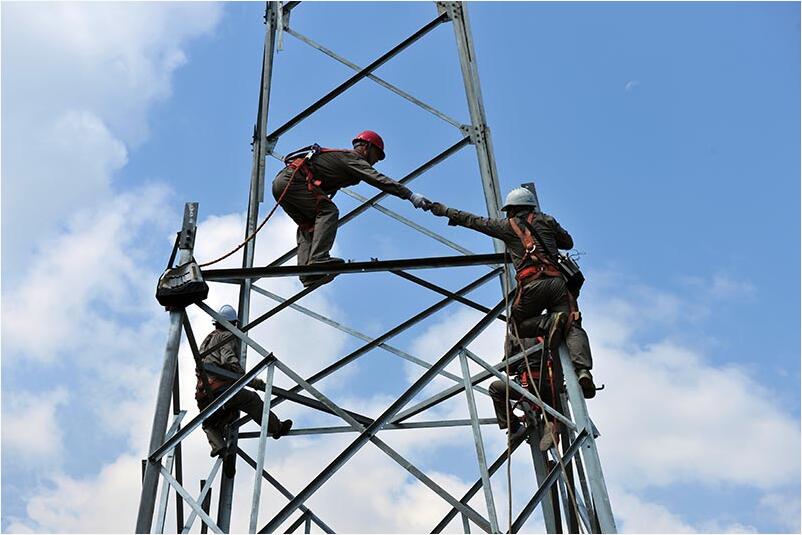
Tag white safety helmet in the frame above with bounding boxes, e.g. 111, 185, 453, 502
218, 304, 238, 323
501, 187, 538, 212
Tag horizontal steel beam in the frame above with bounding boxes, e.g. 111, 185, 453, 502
239, 418, 499, 437
203, 253, 506, 282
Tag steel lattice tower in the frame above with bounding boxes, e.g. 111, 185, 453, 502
135, 2, 616, 533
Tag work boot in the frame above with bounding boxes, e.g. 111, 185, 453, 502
301, 274, 335, 288
538, 421, 560, 452
577, 369, 596, 399
272, 419, 293, 440
309, 256, 345, 265
203, 427, 227, 458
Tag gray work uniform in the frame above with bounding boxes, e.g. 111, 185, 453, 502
272, 149, 413, 268
195, 327, 280, 453
434, 205, 592, 372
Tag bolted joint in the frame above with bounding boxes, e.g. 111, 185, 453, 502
436, 2, 461, 21
462, 124, 487, 146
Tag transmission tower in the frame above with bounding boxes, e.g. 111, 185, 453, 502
135, 2, 616, 533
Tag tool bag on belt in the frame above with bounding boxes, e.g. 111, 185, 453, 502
156, 234, 209, 308
509, 212, 585, 296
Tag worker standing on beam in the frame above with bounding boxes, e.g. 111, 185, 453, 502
272, 130, 431, 287
196, 304, 293, 476
427, 188, 597, 399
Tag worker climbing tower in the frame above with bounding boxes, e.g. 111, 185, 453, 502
136, 2, 616, 533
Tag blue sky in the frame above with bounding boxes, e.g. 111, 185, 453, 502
2, 2, 799, 533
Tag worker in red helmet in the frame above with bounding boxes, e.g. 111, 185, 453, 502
272, 130, 431, 287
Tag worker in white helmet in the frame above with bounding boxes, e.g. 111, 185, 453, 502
195, 305, 292, 475
428, 188, 596, 400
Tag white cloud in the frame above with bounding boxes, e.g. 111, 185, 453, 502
1, 388, 69, 465
1, 2, 222, 278
758, 492, 801, 533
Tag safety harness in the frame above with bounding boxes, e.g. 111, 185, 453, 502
281, 144, 357, 231
508, 212, 582, 330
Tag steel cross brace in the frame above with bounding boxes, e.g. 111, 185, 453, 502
268, 357, 494, 533
244, 417, 499, 437
181, 458, 223, 533
258, 298, 508, 533
250, 283, 492, 396
197, 298, 500, 533
266, 11, 450, 142
269, 267, 503, 409
282, 26, 463, 129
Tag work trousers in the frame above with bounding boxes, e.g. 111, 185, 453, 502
489, 377, 557, 430
272, 169, 339, 267
510, 276, 593, 371
198, 388, 280, 453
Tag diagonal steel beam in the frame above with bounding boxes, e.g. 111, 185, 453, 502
259, 298, 508, 533
266, 12, 449, 143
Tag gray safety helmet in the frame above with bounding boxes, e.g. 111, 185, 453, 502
501, 187, 538, 212
218, 304, 238, 323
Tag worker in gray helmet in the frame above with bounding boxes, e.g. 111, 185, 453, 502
272, 130, 431, 287
195, 305, 292, 470
427, 187, 596, 399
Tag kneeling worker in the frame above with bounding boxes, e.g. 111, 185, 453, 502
428, 187, 596, 398
272, 130, 431, 287
195, 305, 292, 466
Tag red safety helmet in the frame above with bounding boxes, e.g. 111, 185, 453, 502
352, 130, 385, 161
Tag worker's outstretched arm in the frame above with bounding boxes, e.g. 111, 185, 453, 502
343, 153, 430, 209
429, 202, 507, 240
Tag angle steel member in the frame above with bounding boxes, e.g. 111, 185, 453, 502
136, 203, 198, 533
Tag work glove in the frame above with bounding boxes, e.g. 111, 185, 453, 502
409, 193, 431, 210
249, 378, 267, 391
429, 202, 449, 217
